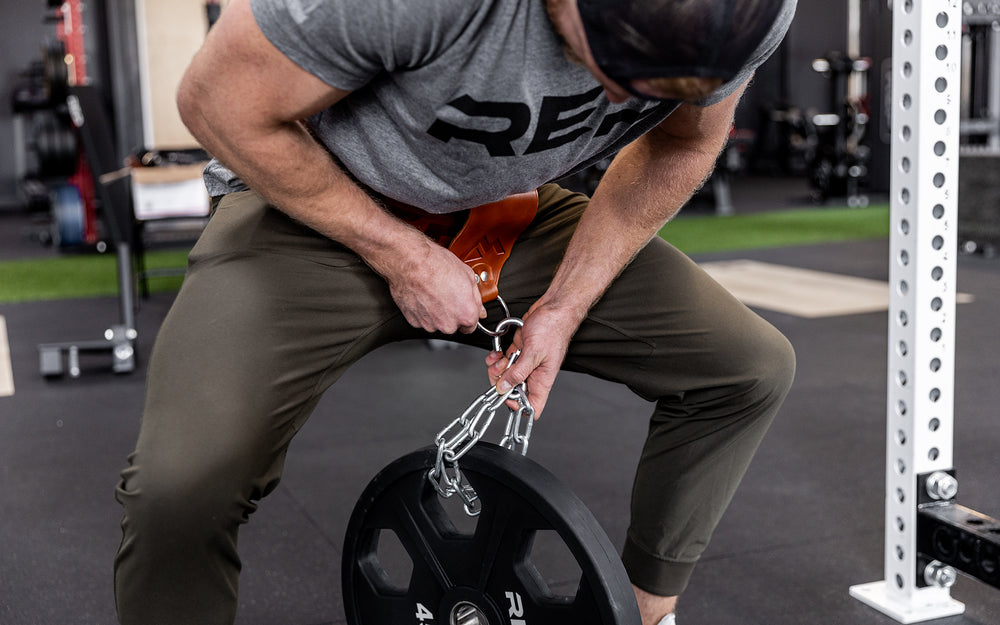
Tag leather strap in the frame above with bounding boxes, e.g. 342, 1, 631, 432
382, 191, 539, 302
447, 191, 538, 302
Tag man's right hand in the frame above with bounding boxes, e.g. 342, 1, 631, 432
377, 235, 487, 335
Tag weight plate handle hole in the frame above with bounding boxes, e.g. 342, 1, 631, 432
450, 602, 489, 625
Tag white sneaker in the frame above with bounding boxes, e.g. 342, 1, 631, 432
655, 614, 676, 625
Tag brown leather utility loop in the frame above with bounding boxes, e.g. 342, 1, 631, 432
447, 191, 538, 302
383, 191, 539, 303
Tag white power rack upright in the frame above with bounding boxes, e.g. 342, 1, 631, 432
850, 1, 997, 622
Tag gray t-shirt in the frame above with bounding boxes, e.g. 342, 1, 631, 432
204, 0, 796, 213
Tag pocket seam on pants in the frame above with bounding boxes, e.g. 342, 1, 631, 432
582, 313, 657, 350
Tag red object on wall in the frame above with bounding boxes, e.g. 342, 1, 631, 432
67, 155, 100, 245
55, 0, 88, 86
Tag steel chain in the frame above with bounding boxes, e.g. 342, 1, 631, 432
427, 296, 535, 516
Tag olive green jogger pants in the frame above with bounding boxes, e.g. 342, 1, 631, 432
114, 183, 795, 624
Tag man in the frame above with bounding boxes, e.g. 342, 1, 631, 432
114, 1, 798, 624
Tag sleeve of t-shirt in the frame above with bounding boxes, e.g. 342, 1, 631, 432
696, 0, 798, 106
249, 0, 478, 91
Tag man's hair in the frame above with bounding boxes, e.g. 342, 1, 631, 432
643, 76, 724, 101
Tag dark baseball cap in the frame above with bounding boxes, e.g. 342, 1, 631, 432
577, 0, 787, 97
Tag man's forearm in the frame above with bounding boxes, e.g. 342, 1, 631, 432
180, 102, 431, 279
534, 85, 742, 325
535, 130, 724, 324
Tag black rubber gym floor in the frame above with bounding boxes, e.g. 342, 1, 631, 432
2, 206, 999, 624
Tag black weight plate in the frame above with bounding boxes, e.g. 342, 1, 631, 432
43, 41, 68, 104
343, 444, 640, 625
36, 118, 78, 178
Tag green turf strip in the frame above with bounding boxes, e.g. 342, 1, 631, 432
0, 249, 190, 303
659, 204, 889, 254
0, 204, 889, 303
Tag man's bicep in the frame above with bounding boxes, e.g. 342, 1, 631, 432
178, 0, 349, 132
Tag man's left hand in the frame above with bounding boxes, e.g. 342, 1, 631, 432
484, 301, 581, 420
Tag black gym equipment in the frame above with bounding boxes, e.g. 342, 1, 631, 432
807, 51, 872, 207
11, 34, 99, 248
956, 5, 1000, 256
915, 471, 1000, 591
343, 444, 641, 625
37, 85, 138, 377
35, 112, 79, 178
41, 39, 69, 104
957, 152, 1000, 256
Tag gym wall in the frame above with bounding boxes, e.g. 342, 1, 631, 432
0, 2, 65, 209
134, 0, 226, 150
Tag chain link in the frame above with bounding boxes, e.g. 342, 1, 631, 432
499, 386, 535, 455
427, 297, 534, 516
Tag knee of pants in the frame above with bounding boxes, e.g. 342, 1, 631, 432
721, 321, 797, 416
116, 446, 271, 538
657, 319, 796, 422
750, 318, 796, 383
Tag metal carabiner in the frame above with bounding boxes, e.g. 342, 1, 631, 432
488, 318, 524, 354
476, 295, 513, 338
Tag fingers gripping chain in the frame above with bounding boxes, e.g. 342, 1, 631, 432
428, 299, 534, 516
